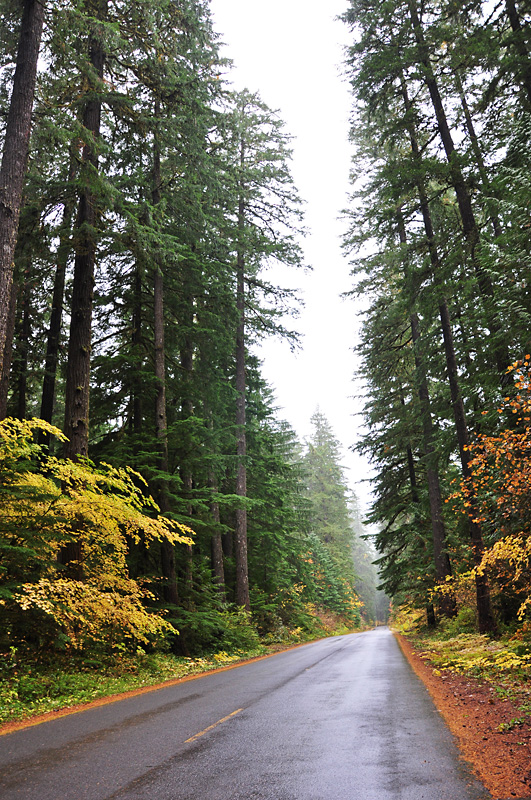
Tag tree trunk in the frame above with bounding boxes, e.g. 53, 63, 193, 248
406, 2, 509, 374
505, 0, 531, 105
0, 282, 17, 419
15, 278, 30, 420
209, 467, 226, 599
399, 75, 496, 632
180, 309, 195, 598
154, 261, 179, 607
397, 210, 455, 617
426, 604, 437, 627
454, 71, 503, 240
234, 144, 250, 611
131, 264, 143, 435
152, 110, 179, 609
0, 0, 45, 377
60, 3, 106, 577
153, 268, 168, 480
63, 8, 106, 460
235, 253, 250, 610
410, 313, 456, 616
405, 441, 419, 504
39, 188, 76, 447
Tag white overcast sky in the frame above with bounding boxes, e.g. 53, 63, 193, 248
209, 0, 374, 512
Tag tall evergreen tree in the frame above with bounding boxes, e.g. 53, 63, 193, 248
223, 90, 305, 609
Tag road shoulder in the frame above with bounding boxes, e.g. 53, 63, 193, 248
395, 632, 531, 799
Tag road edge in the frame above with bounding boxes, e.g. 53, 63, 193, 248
0, 637, 323, 738
395, 631, 531, 800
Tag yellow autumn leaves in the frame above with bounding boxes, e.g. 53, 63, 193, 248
0, 418, 193, 651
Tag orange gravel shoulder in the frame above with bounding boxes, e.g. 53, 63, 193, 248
396, 633, 531, 800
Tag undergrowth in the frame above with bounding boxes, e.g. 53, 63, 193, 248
393, 606, 531, 720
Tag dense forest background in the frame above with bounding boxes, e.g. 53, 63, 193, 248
6, 0, 530, 669
343, 0, 531, 635
0, 0, 386, 667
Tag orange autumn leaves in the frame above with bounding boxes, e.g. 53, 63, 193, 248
449, 359, 531, 620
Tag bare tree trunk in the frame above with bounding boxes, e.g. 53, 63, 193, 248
60, 3, 106, 578
397, 210, 455, 617
400, 395, 440, 624
234, 254, 250, 610
152, 108, 179, 609
181, 328, 195, 598
131, 264, 143, 435
15, 278, 30, 420
209, 467, 226, 599
39, 190, 75, 447
0, 0, 44, 376
154, 260, 179, 608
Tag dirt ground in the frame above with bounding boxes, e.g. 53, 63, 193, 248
396, 634, 531, 799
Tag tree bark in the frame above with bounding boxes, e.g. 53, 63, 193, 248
410, 313, 456, 616
397, 210, 455, 616
180, 298, 195, 597
454, 71, 503, 240
131, 264, 143, 435
154, 260, 179, 607
0, 0, 45, 377
152, 107, 179, 609
60, 3, 106, 577
0, 282, 18, 419
39, 187, 76, 448
63, 7, 106, 460
15, 278, 30, 420
505, 0, 531, 105
211, 514, 226, 597
235, 248, 250, 610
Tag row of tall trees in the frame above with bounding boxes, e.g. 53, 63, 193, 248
0, 1, 379, 658
342, 0, 531, 632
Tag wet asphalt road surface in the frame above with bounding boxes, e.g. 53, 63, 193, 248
0, 627, 492, 800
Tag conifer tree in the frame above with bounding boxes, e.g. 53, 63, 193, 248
223, 90, 305, 609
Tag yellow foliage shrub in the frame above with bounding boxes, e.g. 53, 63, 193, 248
0, 418, 193, 652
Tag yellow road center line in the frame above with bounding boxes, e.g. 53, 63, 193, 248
185, 708, 243, 743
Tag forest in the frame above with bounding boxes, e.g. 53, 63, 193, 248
342, 0, 531, 635
0, 0, 385, 681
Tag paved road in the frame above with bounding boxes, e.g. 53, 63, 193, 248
0, 627, 491, 799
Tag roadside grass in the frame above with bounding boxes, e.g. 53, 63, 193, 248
0, 647, 267, 727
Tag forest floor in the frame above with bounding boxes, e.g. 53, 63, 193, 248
397, 633, 531, 799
